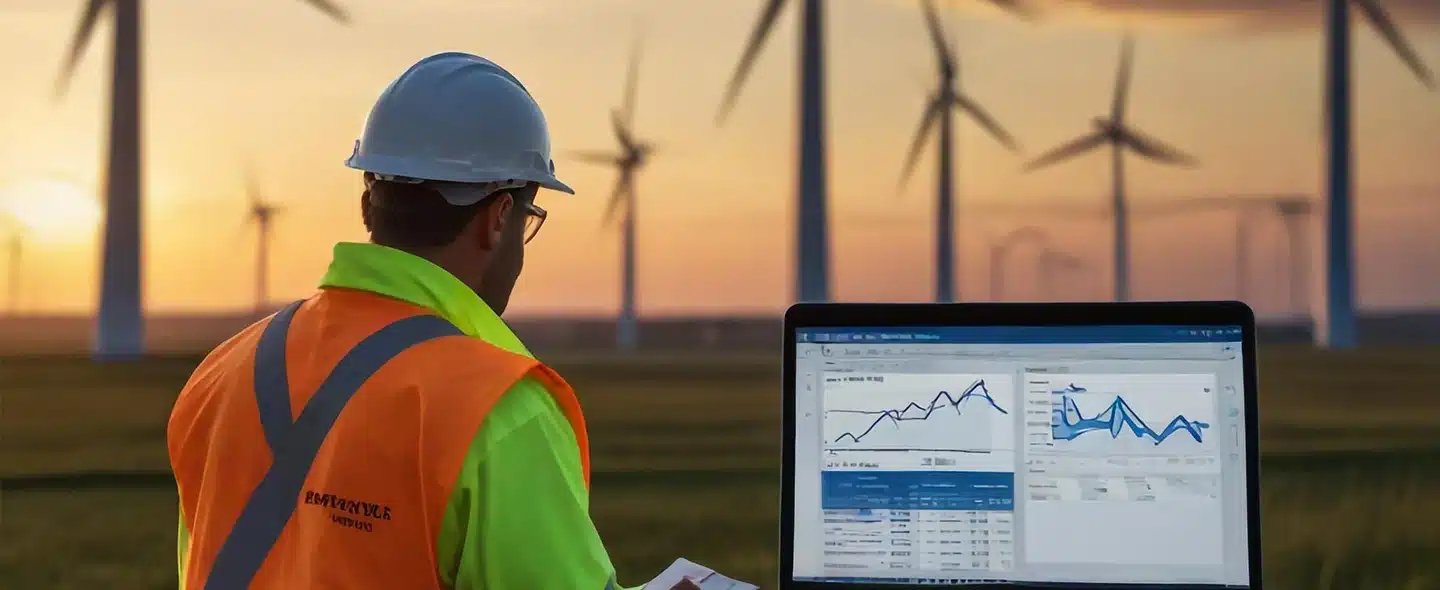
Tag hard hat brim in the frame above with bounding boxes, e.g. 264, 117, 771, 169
431, 176, 575, 207
346, 151, 576, 201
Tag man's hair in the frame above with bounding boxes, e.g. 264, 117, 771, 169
361, 173, 538, 250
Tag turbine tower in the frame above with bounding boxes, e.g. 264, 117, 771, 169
716, 0, 1026, 303
243, 165, 282, 316
899, 0, 1020, 303
1, 215, 24, 315
1319, 0, 1433, 348
1023, 35, 1198, 303
572, 38, 652, 352
55, 0, 349, 361
1274, 198, 1313, 318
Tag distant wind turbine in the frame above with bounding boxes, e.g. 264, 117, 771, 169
1, 215, 24, 315
1318, 0, 1434, 348
1023, 35, 1198, 303
1037, 248, 1084, 301
1274, 199, 1314, 318
242, 165, 282, 316
55, 0, 349, 360
899, 0, 1021, 303
970, 194, 1316, 311
572, 38, 653, 352
1140, 195, 1313, 305
716, 0, 1027, 303
987, 226, 1049, 301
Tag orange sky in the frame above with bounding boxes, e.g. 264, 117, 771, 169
0, 0, 1437, 318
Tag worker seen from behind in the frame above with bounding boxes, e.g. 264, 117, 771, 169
167, 52, 701, 590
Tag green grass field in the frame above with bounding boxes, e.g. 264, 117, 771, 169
3, 348, 1439, 589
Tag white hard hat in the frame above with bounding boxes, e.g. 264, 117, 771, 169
345, 52, 574, 206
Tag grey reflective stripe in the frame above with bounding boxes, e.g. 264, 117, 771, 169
203, 299, 464, 590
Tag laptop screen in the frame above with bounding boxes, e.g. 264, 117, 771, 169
791, 325, 1251, 587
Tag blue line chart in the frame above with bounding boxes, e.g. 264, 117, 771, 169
829, 380, 1009, 445
1050, 384, 1211, 445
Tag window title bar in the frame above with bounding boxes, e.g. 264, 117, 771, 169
796, 325, 1243, 344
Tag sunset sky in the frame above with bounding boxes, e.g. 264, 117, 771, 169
0, 0, 1437, 318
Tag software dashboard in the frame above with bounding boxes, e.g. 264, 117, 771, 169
791, 325, 1251, 587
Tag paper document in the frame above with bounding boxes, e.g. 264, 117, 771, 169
642, 558, 759, 590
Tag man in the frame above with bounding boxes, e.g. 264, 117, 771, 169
168, 52, 700, 589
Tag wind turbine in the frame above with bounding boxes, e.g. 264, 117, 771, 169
1274, 199, 1313, 318
1037, 248, 1084, 301
971, 194, 1316, 312
1319, 0, 1433, 348
55, 0, 349, 361
572, 38, 652, 352
1, 215, 24, 315
1140, 195, 1313, 305
987, 225, 1049, 301
242, 166, 282, 317
899, 0, 1021, 303
1023, 35, 1198, 303
716, 0, 1027, 303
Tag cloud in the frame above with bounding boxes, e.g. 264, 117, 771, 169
1022, 0, 1440, 31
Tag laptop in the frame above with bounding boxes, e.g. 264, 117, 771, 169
782, 302, 1261, 590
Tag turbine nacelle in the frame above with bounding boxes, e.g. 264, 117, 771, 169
624, 142, 655, 165
250, 204, 278, 224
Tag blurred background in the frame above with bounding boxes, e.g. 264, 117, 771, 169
1, 0, 1437, 588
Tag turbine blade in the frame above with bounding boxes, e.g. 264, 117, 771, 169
1043, 249, 1083, 269
567, 150, 622, 166
921, 0, 953, 75
716, 0, 790, 125
610, 108, 635, 150
1111, 34, 1134, 122
954, 93, 1020, 152
622, 33, 643, 127
233, 216, 254, 245
969, 202, 1107, 218
602, 170, 634, 227
1023, 132, 1107, 172
298, 0, 351, 24
983, 0, 1037, 20
898, 97, 943, 189
1115, 126, 1199, 167
243, 161, 263, 210
55, 0, 110, 98
1353, 0, 1435, 89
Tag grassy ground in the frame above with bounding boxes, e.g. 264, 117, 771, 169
2, 348, 1439, 589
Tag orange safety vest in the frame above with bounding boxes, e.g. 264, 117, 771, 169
168, 289, 591, 589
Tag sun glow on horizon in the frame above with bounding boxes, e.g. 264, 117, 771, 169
0, 176, 102, 242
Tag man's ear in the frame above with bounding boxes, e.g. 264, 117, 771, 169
474, 192, 515, 250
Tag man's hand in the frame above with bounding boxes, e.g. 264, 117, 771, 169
670, 579, 702, 590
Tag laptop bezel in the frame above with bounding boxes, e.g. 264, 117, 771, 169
780, 301, 1262, 590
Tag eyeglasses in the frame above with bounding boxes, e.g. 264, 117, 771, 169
522, 202, 546, 244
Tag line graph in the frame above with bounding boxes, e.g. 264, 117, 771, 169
1024, 373, 1219, 456
831, 380, 1009, 444
822, 373, 1016, 471
1051, 384, 1211, 445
